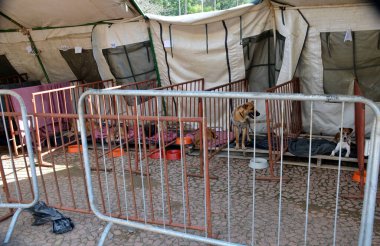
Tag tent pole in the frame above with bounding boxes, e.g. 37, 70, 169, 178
26, 34, 51, 83
0, 11, 51, 83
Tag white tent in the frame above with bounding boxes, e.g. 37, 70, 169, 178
0, 0, 379, 135
0, 0, 146, 83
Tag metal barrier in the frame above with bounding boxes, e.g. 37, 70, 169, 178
264, 78, 302, 180
27, 79, 165, 214
0, 90, 38, 243
78, 89, 380, 246
205, 79, 248, 158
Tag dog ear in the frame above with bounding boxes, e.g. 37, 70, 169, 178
339, 128, 341, 132
242, 103, 249, 109
348, 128, 354, 134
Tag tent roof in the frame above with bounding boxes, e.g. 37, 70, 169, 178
0, 0, 375, 31
0, 0, 143, 30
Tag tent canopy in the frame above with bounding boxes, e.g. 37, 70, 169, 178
0, 0, 142, 30
0, 0, 375, 31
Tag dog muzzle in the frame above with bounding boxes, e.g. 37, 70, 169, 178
248, 111, 260, 119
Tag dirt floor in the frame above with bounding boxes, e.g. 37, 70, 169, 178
0, 147, 379, 245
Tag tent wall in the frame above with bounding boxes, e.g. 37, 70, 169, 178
148, 2, 272, 88
91, 20, 151, 82
0, 26, 93, 83
147, 0, 307, 133
0, 32, 43, 81
294, 4, 380, 135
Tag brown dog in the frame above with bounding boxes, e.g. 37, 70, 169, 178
331, 127, 353, 157
63, 120, 92, 138
193, 128, 218, 149
232, 101, 260, 149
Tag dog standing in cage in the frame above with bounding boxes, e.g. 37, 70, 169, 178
331, 127, 353, 157
232, 101, 260, 150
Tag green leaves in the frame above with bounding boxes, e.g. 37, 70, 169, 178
135, 0, 254, 16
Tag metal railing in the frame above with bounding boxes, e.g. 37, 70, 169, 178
265, 78, 302, 180
0, 90, 38, 243
78, 89, 380, 246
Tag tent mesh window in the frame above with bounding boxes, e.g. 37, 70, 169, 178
0, 55, 19, 77
102, 41, 156, 84
60, 49, 102, 83
243, 30, 285, 92
321, 30, 380, 101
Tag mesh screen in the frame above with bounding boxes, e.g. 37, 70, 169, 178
102, 41, 156, 84
60, 49, 102, 83
243, 30, 285, 92
321, 30, 380, 101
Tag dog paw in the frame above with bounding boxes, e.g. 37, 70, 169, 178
242, 146, 247, 150
235, 145, 240, 150
345, 154, 350, 158
330, 152, 335, 156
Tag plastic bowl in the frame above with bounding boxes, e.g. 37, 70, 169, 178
352, 170, 366, 183
175, 137, 193, 145
149, 150, 165, 159
249, 158, 268, 170
67, 144, 82, 153
108, 148, 124, 158
166, 149, 181, 160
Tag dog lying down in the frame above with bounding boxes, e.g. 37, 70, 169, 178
331, 127, 353, 158
232, 101, 260, 150
193, 128, 218, 149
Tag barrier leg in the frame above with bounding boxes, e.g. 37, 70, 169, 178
4, 208, 23, 244
98, 222, 113, 246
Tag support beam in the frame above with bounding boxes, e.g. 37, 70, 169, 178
0, 11, 51, 83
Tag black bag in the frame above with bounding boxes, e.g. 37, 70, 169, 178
26, 201, 75, 234
53, 217, 75, 234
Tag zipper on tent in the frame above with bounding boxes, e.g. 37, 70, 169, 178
247, 39, 251, 61
222, 20, 233, 115
222, 20, 231, 83
240, 16, 243, 45
326, 32, 332, 58
169, 24, 174, 58
280, 6, 286, 26
205, 24, 209, 54
158, 22, 172, 85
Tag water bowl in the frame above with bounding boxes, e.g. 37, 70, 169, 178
175, 137, 193, 145
108, 147, 124, 158
149, 150, 165, 159
249, 158, 268, 170
352, 170, 366, 183
67, 144, 82, 153
166, 149, 181, 160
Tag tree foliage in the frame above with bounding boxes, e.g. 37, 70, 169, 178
135, 0, 257, 16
